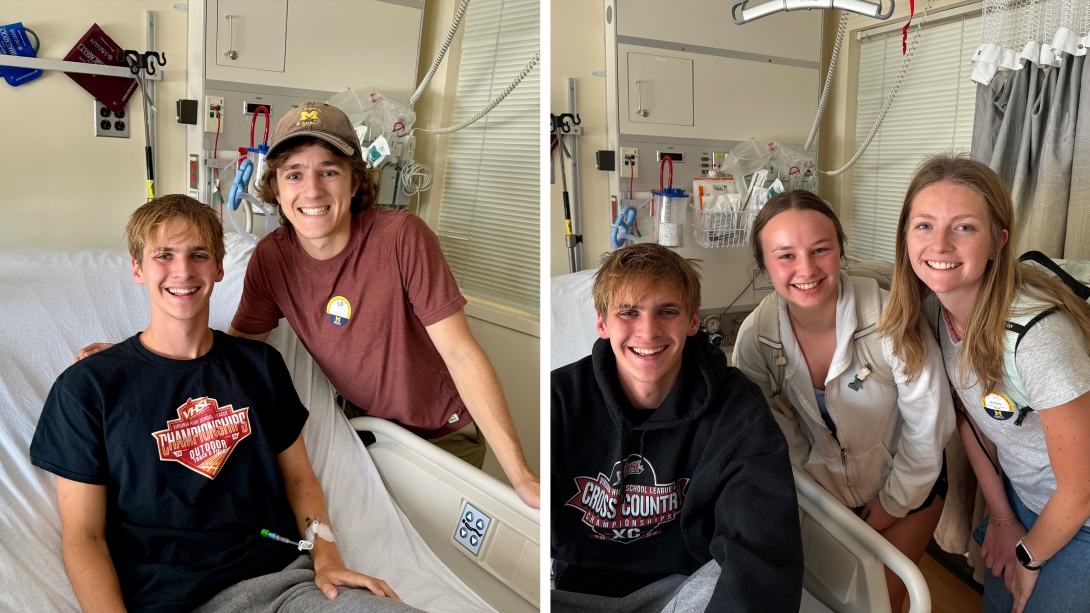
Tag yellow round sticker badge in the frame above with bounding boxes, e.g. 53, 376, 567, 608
982, 391, 1016, 421
326, 296, 352, 327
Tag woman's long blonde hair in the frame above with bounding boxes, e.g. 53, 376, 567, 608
880, 154, 1090, 392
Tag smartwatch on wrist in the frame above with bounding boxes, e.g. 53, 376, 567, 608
1015, 536, 1043, 571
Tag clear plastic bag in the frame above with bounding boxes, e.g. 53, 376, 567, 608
368, 94, 416, 143
769, 143, 819, 194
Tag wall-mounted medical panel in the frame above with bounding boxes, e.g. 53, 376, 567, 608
627, 53, 694, 126
205, 0, 423, 97
618, 43, 820, 144
617, 0, 822, 64
215, 0, 289, 73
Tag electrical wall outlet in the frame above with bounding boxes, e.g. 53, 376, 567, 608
204, 95, 224, 133
620, 147, 638, 178
94, 100, 129, 138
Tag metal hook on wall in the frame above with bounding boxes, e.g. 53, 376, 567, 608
123, 50, 168, 77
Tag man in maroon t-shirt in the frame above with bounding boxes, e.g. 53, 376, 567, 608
80, 102, 539, 509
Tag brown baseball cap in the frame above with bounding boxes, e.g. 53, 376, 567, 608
267, 102, 362, 160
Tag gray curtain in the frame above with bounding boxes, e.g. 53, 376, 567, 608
972, 53, 1090, 258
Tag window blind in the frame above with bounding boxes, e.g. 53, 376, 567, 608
850, 16, 981, 262
436, 0, 540, 314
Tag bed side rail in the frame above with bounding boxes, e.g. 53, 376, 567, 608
794, 466, 930, 613
351, 416, 540, 612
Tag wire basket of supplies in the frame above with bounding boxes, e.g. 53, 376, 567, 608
690, 203, 757, 248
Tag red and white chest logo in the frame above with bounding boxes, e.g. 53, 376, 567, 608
151, 397, 252, 479
565, 454, 690, 544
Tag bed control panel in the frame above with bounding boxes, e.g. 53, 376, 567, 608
454, 501, 491, 556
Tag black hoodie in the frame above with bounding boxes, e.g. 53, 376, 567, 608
551, 332, 804, 612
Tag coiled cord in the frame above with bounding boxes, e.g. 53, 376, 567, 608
413, 51, 540, 136
804, 11, 849, 153
410, 0, 471, 106
399, 161, 433, 196
819, 0, 935, 176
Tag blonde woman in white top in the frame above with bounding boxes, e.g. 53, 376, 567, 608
733, 190, 954, 612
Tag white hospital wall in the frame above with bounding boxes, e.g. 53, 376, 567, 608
0, 1, 189, 249
549, 0, 610, 277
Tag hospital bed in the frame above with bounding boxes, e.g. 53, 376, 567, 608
551, 270, 930, 613
0, 235, 539, 613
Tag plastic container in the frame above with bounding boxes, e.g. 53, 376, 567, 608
653, 186, 688, 247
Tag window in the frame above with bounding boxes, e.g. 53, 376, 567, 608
849, 16, 981, 262
436, 0, 540, 314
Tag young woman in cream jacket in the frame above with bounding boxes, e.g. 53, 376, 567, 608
732, 190, 954, 613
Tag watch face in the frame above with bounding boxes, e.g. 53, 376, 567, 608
1016, 542, 1033, 566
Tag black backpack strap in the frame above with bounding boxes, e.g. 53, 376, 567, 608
1005, 307, 1060, 351
1019, 251, 1090, 300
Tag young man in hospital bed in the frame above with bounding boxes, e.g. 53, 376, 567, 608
79, 102, 539, 509
550, 243, 805, 612
32, 196, 422, 613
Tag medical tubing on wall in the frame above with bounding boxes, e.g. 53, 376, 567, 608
413, 51, 540, 135
410, 0, 471, 106
803, 11, 849, 153
217, 155, 255, 239
819, 0, 935, 177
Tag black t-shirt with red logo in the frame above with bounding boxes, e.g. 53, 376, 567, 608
30, 330, 308, 613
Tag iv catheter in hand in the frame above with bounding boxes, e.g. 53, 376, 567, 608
260, 529, 313, 551
731, 0, 894, 24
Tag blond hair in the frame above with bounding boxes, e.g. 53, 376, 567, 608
881, 153, 1090, 391
593, 243, 702, 318
255, 137, 378, 229
125, 194, 225, 264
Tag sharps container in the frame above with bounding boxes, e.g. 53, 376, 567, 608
653, 186, 688, 248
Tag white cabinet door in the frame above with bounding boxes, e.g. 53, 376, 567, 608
215, 0, 289, 72
626, 53, 694, 126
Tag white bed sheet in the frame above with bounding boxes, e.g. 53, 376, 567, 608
0, 235, 492, 613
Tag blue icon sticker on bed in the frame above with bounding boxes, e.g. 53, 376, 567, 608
326, 296, 352, 327
454, 501, 491, 556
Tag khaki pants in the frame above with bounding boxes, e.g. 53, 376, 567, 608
429, 423, 487, 469
341, 398, 486, 469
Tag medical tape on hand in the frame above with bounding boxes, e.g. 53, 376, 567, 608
305, 520, 335, 544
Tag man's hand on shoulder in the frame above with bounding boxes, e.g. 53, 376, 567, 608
313, 561, 402, 602
513, 476, 540, 509
74, 343, 114, 363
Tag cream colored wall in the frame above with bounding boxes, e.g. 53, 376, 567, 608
549, 0, 609, 277
413, 0, 540, 485
411, 0, 464, 230
0, 1, 189, 249
467, 317, 540, 482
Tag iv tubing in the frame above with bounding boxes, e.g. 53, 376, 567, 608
410, 0, 470, 106
413, 52, 540, 135
818, 0, 935, 176
659, 157, 673, 191
803, 11, 848, 153
250, 106, 270, 147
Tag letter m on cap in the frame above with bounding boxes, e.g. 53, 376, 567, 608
300, 110, 318, 121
